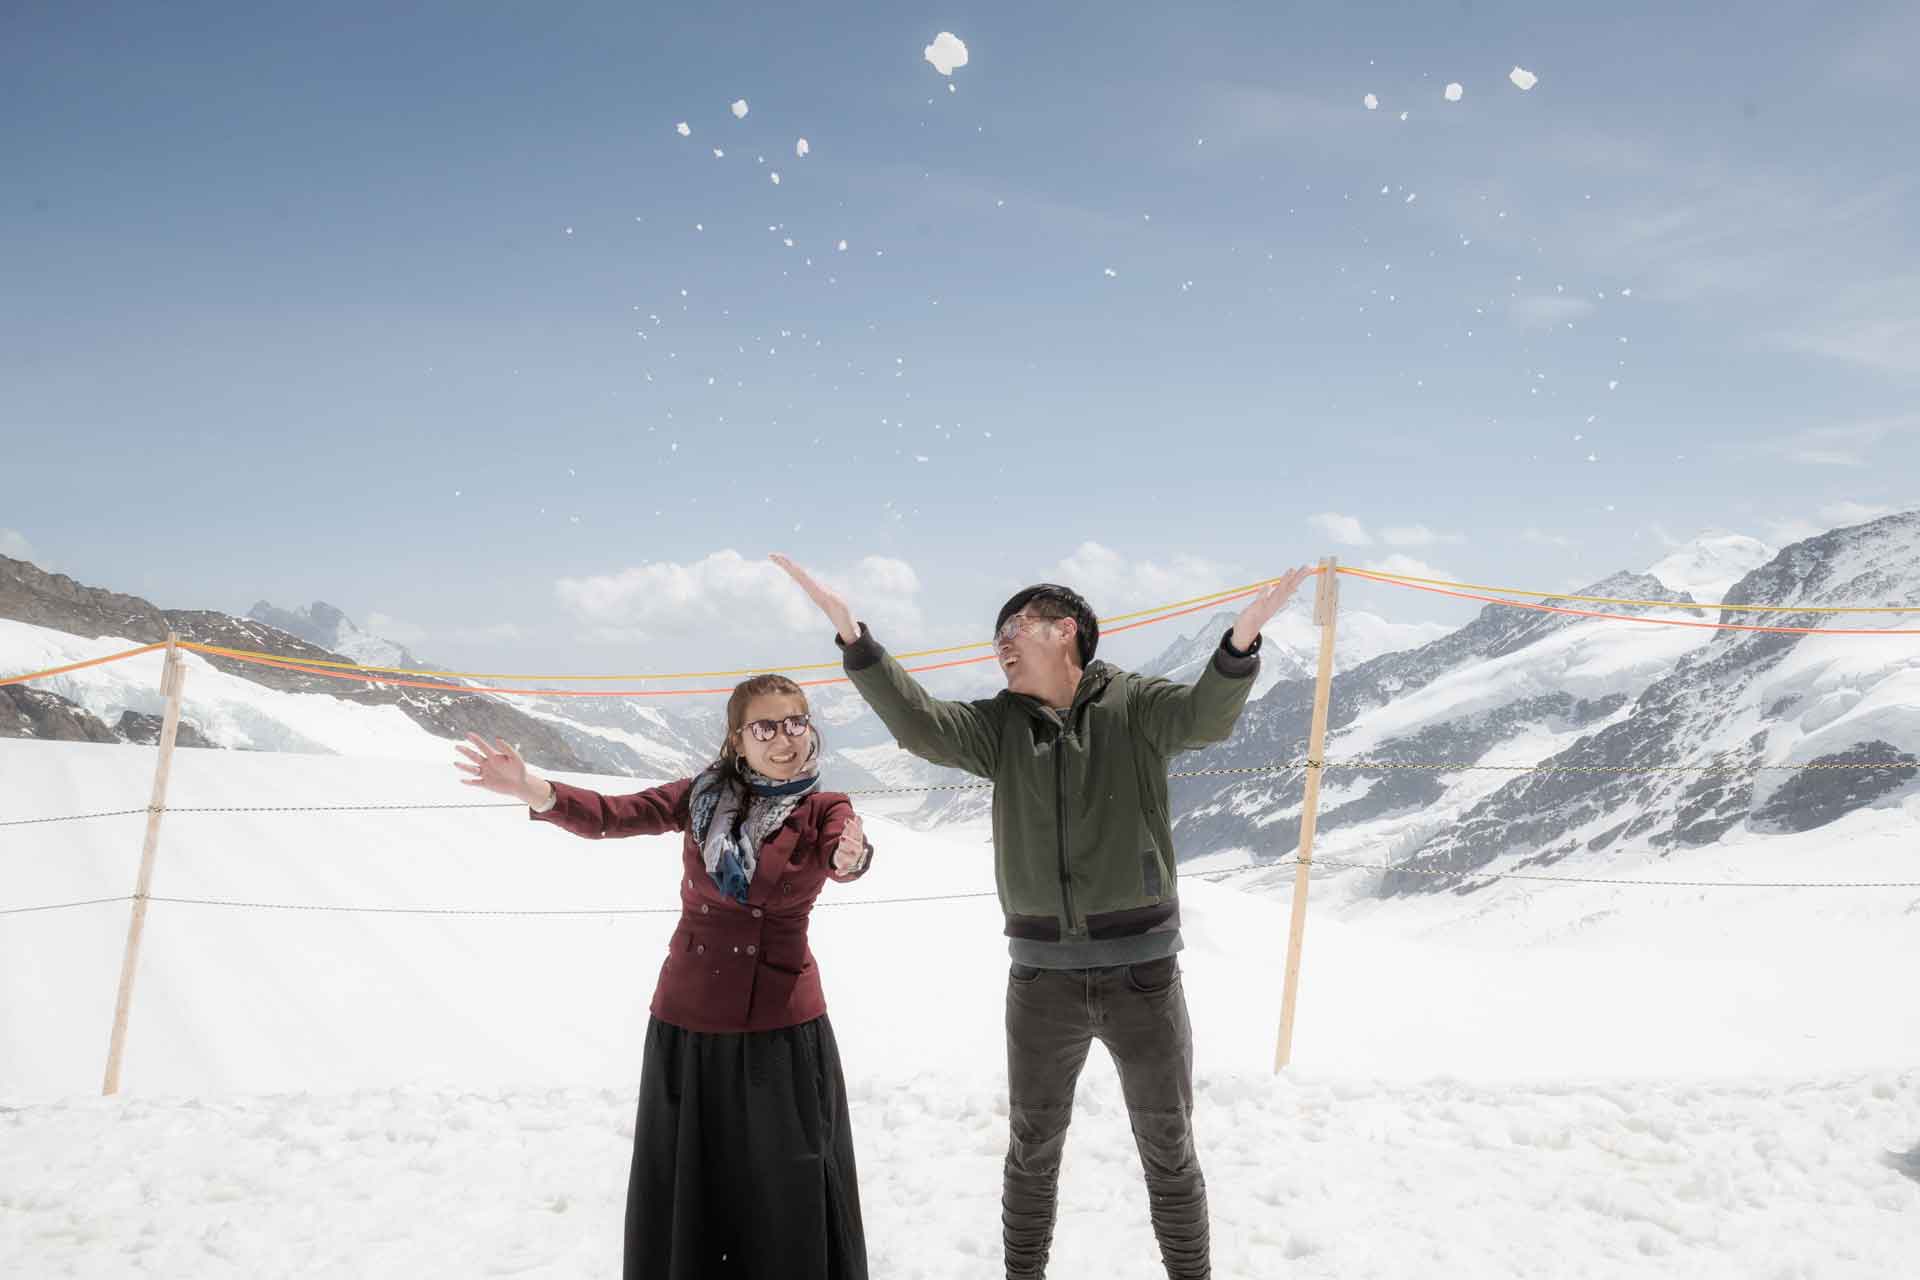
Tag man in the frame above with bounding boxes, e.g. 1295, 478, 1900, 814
772, 554, 1313, 1280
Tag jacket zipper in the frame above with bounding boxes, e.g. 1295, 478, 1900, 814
1054, 719, 1076, 934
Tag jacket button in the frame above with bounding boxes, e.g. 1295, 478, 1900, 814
747, 945, 757, 956
700, 904, 710, 914
752, 908, 763, 918
695, 944, 705, 955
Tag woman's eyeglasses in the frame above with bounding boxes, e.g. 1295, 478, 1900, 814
741, 714, 812, 742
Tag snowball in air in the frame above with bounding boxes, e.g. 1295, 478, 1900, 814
676, 122, 691, 136
1509, 66, 1538, 91
731, 99, 749, 118
796, 138, 810, 157
770, 172, 781, 185
1364, 93, 1379, 110
924, 32, 968, 76
1444, 83, 1463, 102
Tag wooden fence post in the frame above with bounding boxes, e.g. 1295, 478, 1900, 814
103, 633, 186, 1096
1276, 558, 1339, 1071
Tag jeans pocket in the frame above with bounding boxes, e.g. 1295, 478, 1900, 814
1125, 956, 1178, 994
1009, 962, 1043, 985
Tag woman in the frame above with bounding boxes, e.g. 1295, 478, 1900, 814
455, 673, 874, 1280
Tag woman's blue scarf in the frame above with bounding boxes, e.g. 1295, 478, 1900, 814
688, 733, 821, 903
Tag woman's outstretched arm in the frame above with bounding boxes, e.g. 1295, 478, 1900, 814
455, 734, 691, 837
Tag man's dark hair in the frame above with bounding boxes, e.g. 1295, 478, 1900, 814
996, 584, 1098, 666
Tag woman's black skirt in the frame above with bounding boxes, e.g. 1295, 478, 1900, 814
625, 1014, 866, 1280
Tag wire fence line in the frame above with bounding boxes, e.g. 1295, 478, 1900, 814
7, 755, 1912, 829
8, 847, 1918, 918
7, 752, 1915, 916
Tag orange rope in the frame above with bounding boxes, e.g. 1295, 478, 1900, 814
184, 589, 1266, 697
172, 579, 1284, 680
0, 643, 168, 687
189, 639, 1003, 696
1342, 568, 1920, 636
2, 595, 1260, 697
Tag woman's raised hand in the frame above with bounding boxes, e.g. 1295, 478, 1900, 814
770, 554, 859, 644
455, 733, 547, 807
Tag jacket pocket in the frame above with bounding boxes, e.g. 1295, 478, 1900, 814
1141, 847, 1164, 899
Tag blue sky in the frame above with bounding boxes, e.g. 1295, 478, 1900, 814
5, 0, 1917, 677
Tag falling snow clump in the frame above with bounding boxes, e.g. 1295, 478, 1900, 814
924, 32, 968, 77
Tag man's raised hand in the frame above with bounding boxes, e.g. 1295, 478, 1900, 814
1230, 566, 1318, 652
770, 554, 859, 644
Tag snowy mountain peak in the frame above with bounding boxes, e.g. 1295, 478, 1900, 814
247, 600, 419, 670
1645, 532, 1775, 604
1723, 508, 1920, 615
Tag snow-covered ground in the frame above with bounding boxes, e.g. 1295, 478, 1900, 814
5, 739, 1919, 1276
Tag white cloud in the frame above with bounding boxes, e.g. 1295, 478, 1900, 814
1308, 512, 1373, 546
1761, 500, 1910, 548
1358, 554, 1456, 584
1644, 522, 1686, 551
364, 612, 431, 647
1051, 542, 1235, 611
0, 528, 34, 562
556, 551, 921, 643
1380, 525, 1464, 549
448, 622, 526, 645
1817, 500, 1898, 527
1775, 276, 1920, 376
1523, 527, 1576, 549
1766, 414, 1919, 468
1761, 518, 1825, 547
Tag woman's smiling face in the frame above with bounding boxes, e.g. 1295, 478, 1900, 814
734, 691, 812, 779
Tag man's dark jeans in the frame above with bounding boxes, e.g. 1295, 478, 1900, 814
1002, 957, 1208, 1279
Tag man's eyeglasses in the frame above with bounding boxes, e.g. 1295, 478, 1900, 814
996, 613, 1064, 645
741, 714, 812, 742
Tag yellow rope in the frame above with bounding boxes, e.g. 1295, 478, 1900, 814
1337, 565, 1920, 614
176, 578, 1283, 681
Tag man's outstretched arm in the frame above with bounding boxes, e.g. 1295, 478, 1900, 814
773, 553, 1001, 777
1135, 566, 1316, 753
